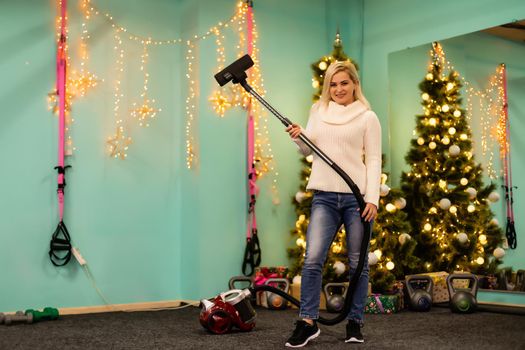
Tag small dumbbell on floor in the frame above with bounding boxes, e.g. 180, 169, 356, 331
4, 311, 34, 325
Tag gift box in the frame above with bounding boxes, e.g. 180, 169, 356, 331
408, 271, 449, 303
385, 280, 406, 309
289, 283, 327, 310
364, 293, 401, 314
254, 266, 290, 308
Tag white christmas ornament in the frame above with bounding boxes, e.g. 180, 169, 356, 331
292, 275, 302, 285
398, 233, 412, 245
368, 252, 379, 266
465, 187, 477, 199
457, 232, 468, 244
380, 184, 390, 197
490, 218, 499, 226
386, 261, 395, 270
449, 145, 460, 157
429, 141, 437, 150
306, 155, 314, 163
295, 191, 307, 203
333, 260, 346, 275
439, 198, 451, 210
493, 247, 505, 259
394, 197, 406, 210
386, 203, 396, 213
488, 191, 500, 203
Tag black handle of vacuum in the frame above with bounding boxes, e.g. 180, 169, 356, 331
229, 71, 371, 325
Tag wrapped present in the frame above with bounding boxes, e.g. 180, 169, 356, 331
409, 271, 449, 303
254, 266, 289, 286
254, 266, 289, 308
289, 283, 327, 310
451, 271, 472, 289
385, 280, 406, 309
364, 293, 401, 314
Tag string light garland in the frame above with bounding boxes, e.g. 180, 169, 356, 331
106, 28, 132, 159
131, 43, 161, 128
185, 41, 198, 168
54, 0, 280, 199
430, 42, 505, 179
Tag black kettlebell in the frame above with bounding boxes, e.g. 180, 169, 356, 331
447, 273, 478, 313
228, 276, 255, 303
324, 283, 347, 313
264, 278, 290, 310
406, 275, 433, 312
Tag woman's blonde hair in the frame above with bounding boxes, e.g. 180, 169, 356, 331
319, 60, 370, 109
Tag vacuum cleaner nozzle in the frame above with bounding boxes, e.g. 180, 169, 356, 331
214, 54, 254, 86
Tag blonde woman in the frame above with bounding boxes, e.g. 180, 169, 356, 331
285, 61, 381, 347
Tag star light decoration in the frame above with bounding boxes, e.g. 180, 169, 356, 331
131, 99, 161, 127
67, 69, 99, 98
209, 89, 233, 117
106, 125, 132, 160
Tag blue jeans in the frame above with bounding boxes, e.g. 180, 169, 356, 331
299, 191, 370, 324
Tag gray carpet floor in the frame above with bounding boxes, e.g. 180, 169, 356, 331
1, 306, 524, 349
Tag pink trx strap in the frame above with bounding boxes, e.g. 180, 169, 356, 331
242, 0, 261, 276
49, 0, 72, 266
501, 63, 517, 249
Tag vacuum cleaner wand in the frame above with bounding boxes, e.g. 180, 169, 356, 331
214, 54, 371, 325
214, 54, 254, 86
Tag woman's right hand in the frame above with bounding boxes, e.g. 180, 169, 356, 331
285, 123, 302, 139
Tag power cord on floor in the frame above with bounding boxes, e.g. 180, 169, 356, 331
72, 247, 200, 312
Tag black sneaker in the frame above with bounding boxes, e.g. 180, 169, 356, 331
285, 320, 320, 348
345, 320, 364, 343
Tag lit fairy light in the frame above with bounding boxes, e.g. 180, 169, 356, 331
107, 125, 132, 160
431, 41, 504, 179
106, 28, 132, 159
185, 41, 198, 169
209, 26, 234, 117
131, 43, 161, 127
81, 0, 248, 160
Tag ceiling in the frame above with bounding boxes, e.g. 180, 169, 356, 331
483, 19, 525, 44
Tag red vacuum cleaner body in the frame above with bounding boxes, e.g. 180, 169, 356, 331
199, 289, 256, 334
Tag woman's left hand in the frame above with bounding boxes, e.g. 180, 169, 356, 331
361, 203, 378, 222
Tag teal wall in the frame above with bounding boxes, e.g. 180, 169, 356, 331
1, 0, 524, 312
0, 0, 364, 311
388, 32, 525, 270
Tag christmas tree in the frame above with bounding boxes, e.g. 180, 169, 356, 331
400, 42, 504, 275
369, 167, 419, 292
288, 33, 414, 291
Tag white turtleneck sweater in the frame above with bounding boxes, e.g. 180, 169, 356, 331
294, 100, 382, 206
